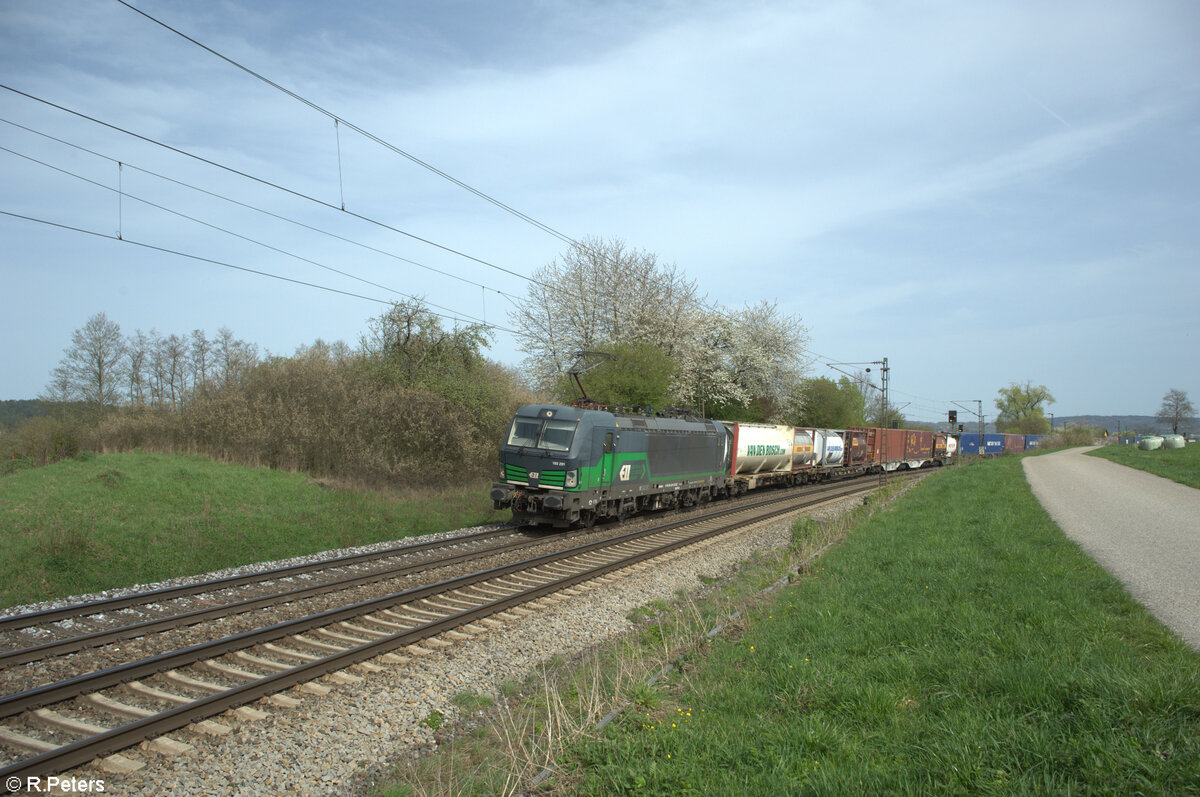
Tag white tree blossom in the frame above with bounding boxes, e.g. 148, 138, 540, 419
511, 237, 702, 391
511, 239, 810, 420
670, 301, 808, 420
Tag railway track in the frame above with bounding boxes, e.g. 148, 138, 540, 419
0, 525, 583, 667
0, 474, 909, 789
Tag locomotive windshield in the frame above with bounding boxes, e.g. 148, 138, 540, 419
505, 418, 578, 453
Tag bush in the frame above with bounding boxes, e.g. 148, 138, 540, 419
1, 415, 87, 468
77, 340, 535, 488
94, 408, 186, 453
1037, 426, 1105, 449
18, 302, 538, 487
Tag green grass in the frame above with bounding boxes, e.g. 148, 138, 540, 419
562, 457, 1200, 795
1087, 441, 1200, 489
0, 452, 509, 609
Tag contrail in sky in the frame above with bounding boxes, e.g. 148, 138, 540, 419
1022, 87, 1073, 128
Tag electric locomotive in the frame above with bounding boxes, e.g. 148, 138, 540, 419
490, 404, 731, 528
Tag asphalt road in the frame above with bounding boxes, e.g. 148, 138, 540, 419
1023, 446, 1200, 652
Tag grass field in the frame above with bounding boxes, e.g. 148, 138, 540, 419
0, 452, 509, 610
381, 456, 1200, 796
1087, 441, 1200, 489
559, 457, 1200, 795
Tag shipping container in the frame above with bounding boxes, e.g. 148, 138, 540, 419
904, 430, 935, 462
983, 434, 1005, 455
934, 433, 949, 460
956, 434, 982, 455
1024, 435, 1046, 449
1002, 434, 1026, 454
814, 430, 845, 465
845, 429, 869, 467
792, 428, 818, 470
727, 423, 794, 475
856, 428, 908, 471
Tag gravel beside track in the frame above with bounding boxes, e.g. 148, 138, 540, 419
1023, 446, 1200, 651
15, 491, 865, 796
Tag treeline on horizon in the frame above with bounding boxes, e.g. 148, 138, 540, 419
1, 302, 534, 486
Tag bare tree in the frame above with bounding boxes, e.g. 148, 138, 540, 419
161, 334, 189, 408
146, 329, 168, 407
42, 312, 126, 412
215, 327, 259, 389
125, 329, 153, 406
1156, 388, 1195, 434
190, 329, 212, 393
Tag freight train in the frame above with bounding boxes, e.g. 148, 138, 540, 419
956, 433, 1046, 455
490, 403, 955, 528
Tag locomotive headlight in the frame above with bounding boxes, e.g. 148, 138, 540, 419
565, 469, 578, 488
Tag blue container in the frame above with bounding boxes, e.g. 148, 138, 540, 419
1025, 435, 1046, 449
957, 434, 981, 455
983, 434, 1005, 455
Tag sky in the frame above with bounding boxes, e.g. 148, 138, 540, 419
1, 0, 1197, 425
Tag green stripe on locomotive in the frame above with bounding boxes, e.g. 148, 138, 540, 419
492, 403, 731, 527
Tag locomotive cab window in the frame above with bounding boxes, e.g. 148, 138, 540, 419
505, 418, 579, 452
506, 418, 542, 448
539, 420, 577, 452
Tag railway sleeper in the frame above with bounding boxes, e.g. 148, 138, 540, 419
289, 634, 346, 653
323, 671, 362, 685
262, 642, 320, 661
338, 621, 390, 638
312, 627, 371, 645
83, 693, 155, 720
234, 651, 292, 672
162, 669, 225, 694
202, 659, 267, 682
125, 681, 192, 706
0, 725, 57, 754
142, 735, 194, 756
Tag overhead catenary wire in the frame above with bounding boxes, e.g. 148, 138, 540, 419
0, 116, 524, 304
0, 86, 695, 342
0, 209, 523, 336
0, 83, 536, 286
0, 144, 505, 330
114, 0, 580, 249
0, 81, 776, 346
4, 46, 853, 379
111, 0, 672, 297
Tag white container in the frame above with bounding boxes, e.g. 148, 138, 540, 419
730, 423, 795, 475
1163, 434, 1185, 449
793, 428, 818, 469
1138, 436, 1163, 450
815, 430, 845, 466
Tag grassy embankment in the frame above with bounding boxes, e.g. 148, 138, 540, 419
1087, 441, 1200, 489
0, 452, 509, 610
380, 455, 1200, 796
